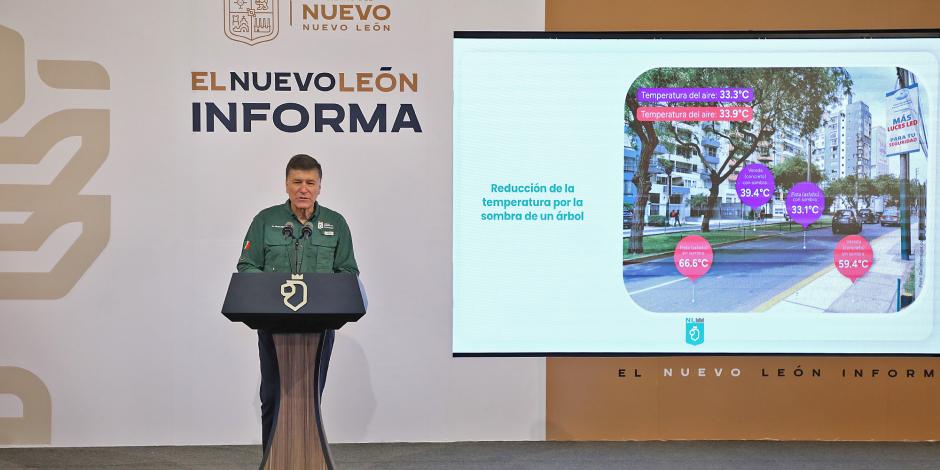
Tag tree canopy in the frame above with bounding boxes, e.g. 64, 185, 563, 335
771, 155, 826, 193
625, 67, 852, 233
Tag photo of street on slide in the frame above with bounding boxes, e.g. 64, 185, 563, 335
622, 66, 928, 314
454, 34, 939, 353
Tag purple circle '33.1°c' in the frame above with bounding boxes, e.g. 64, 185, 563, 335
785, 181, 825, 228
735, 163, 775, 210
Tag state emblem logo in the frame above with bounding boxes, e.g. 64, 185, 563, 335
224, 0, 279, 46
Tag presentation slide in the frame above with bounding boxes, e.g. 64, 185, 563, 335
453, 33, 939, 355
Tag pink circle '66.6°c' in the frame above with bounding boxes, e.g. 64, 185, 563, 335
785, 181, 825, 228
674, 235, 713, 282
735, 163, 775, 210
834, 235, 873, 283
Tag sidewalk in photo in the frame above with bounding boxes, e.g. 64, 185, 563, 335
758, 230, 909, 314
626, 218, 768, 236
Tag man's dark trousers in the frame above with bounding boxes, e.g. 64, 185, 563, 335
258, 329, 334, 451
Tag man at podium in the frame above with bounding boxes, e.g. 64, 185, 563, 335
236, 154, 359, 450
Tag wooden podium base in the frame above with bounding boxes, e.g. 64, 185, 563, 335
262, 333, 333, 470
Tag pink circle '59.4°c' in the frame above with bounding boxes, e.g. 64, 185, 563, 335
834, 235, 873, 282
785, 181, 825, 228
674, 235, 714, 282
735, 163, 775, 210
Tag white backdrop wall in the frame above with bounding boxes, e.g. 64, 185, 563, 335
0, 0, 545, 446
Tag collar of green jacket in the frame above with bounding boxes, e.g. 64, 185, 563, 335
283, 199, 320, 224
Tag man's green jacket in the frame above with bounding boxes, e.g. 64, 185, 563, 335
237, 201, 359, 275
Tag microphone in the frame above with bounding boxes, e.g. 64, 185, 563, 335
301, 222, 314, 240
282, 221, 295, 239
282, 221, 300, 273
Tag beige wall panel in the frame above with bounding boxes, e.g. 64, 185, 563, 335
547, 357, 940, 440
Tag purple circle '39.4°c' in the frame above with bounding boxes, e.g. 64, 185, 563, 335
735, 163, 775, 210
785, 181, 825, 228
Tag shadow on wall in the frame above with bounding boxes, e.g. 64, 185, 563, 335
322, 333, 376, 442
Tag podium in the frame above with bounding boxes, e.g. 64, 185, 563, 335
222, 272, 366, 470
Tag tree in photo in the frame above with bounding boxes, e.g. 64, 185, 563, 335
874, 174, 900, 207
624, 69, 691, 253
825, 175, 858, 209
687, 193, 710, 217
857, 176, 878, 209
771, 154, 826, 196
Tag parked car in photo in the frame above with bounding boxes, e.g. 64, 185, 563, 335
623, 210, 634, 229
832, 209, 862, 235
857, 208, 877, 224
881, 207, 900, 227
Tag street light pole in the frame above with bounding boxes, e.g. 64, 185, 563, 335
807, 136, 813, 182
660, 157, 674, 229
898, 68, 912, 260
854, 138, 860, 211
667, 170, 673, 229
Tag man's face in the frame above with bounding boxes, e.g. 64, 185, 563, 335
285, 169, 321, 210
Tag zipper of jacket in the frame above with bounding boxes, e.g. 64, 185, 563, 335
294, 239, 302, 273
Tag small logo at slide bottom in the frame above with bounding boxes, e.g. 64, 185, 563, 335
685, 317, 704, 346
